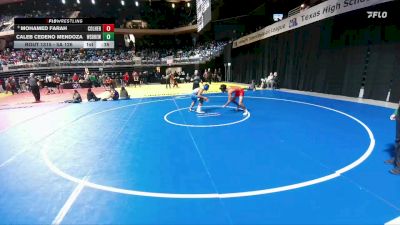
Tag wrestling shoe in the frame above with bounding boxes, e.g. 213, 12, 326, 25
390, 168, 400, 175
385, 158, 395, 165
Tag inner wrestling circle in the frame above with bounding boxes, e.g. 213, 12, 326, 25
164, 105, 251, 128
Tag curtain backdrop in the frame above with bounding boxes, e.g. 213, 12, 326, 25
230, 1, 400, 102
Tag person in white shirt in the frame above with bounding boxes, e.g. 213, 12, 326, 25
266, 73, 274, 89
272, 72, 278, 89
45, 74, 55, 94
260, 74, 268, 89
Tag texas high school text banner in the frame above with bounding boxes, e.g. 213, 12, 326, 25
232, 0, 394, 48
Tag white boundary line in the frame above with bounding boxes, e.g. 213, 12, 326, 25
41, 96, 375, 199
52, 176, 89, 225
278, 88, 398, 109
197, 114, 221, 118
164, 105, 250, 127
386, 216, 400, 225
0, 104, 68, 134
197, 112, 221, 117
0, 105, 104, 170
0, 150, 26, 169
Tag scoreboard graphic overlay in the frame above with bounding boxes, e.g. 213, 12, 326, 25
14, 18, 115, 49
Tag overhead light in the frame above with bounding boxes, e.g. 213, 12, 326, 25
61, 0, 66, 4
76, 0, 80, 4
187, 2, 190, 7
172, 3, 175, 8
121, 0, 125, 5
135, 1, 139, 6
301, 4, 305, 8
91, 0, 95, 4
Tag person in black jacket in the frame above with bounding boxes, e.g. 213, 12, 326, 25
192, 72, 202, 90
87, 88, 100, 102
387, 103, 400, 175
28, 73, 40, 102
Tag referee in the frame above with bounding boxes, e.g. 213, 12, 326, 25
29, 73, 40, 102
192, 73, 202, 90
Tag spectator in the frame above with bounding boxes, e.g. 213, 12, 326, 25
5, 77, 16, 95
185, 73, 191, 83
171, 72, 179, 88
53, 75, 60, 93
272, 72, 278, 89
104, 77, 113, 90
0, 78, 4, 93
19, 76, 27, 92
4, 78, 10, 94
112, 88, 119, 100
260, 77, 266, 89
132, 71, 140, 87
387, 104, 400, 175
72, 73, 79, 83
123, 72, 130, 87
89, 74, 99, 87
64, 90, 82, 103
203, 69, 210, 84
218, 68, 223, 82
104, 87, 120, 101
87, 88, 100, 102
45, 74, 55, 94
266, 73, 274, 89
139, 71, 144, 85
120, 87, 130, 100
248, 80, 256, 91
165, 73, 171, 88
212, 69, 217, 82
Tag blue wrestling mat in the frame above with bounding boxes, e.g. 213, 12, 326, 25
0, 90, 399, 224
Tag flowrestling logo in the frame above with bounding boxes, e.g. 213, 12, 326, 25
367, 11, 388, 18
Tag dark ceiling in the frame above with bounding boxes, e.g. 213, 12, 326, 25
213, 0, 306, 20
0, 0, 311, 40
207, 0, 306, 39
0, 0, 307, 23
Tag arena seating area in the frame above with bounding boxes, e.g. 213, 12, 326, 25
0, 41, 227, 69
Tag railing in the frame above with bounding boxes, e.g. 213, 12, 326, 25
0, 51, 223, 73
288, 6, 301, 17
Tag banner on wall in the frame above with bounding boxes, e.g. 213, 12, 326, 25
232, 0, 394, 48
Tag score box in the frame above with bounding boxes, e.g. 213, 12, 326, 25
83, 41, 96, 48
13, 18, 115, 49
102, 32, 115, 41
102, 24, 114, 32
96, 41, 114, 49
